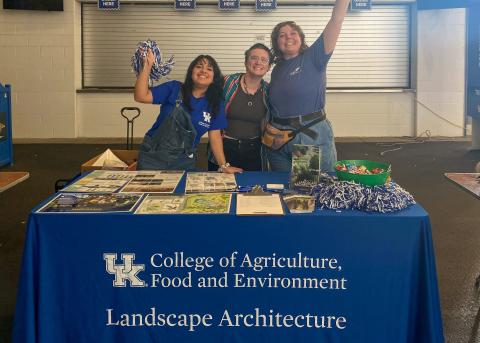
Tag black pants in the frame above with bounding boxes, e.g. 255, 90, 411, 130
208, 137, 262, 171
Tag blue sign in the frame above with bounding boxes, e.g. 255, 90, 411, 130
98, 0, 120, 10
467, 6, 480, 117
175, 0, 196, 10
219, 0, 240, 10
255, 0, 276, 12
350, 0, 371, 11
0, 84, 12, 167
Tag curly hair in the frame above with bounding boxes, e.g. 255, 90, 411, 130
271, 21, 309, 63
182, 55, 224, 117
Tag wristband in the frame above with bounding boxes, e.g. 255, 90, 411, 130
218, 162, 231, 173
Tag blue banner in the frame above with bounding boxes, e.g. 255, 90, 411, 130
467, 6, 480, 117
98, 0, 120, 10
219, 0, 240, 10
350, 0, 371, 11
175, 0, 196, 10
255, 0, 276, 12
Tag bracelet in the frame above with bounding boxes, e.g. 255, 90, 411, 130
218, 162, 231, 173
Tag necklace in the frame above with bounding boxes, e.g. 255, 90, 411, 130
242, 75, 258, 107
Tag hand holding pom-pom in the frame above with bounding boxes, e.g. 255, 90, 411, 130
131, 39, 175, 84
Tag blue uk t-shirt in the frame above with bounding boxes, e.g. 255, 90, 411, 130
269, 34, 332, 118
146, 80, 227, 146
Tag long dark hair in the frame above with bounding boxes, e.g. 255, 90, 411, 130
271, 21, 309, 64
182, 55, 224, 117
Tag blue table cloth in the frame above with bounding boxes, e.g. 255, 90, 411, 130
13, 172, 444, 342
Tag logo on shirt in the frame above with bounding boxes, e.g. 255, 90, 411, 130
104, 253, 145, 287
289, 67, 302, 76
203, 111, 211, 124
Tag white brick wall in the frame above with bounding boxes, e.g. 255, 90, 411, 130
0, 1, 77, 139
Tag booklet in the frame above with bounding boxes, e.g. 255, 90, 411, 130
236, 193, 284, 216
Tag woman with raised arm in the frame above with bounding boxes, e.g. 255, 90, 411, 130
266, 0, 350, 172
134, 51, 242, 173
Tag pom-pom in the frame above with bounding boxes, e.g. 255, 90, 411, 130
310, 175, 416, 213
131, 39, 175, 83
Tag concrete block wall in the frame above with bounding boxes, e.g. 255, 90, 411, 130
0, 2, 77, 139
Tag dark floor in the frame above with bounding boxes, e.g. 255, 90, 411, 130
0, 140, 479, 343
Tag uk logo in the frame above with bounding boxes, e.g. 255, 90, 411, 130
104, 253, 145, 287
289, 67, 301, 76
203, 112, 211, 124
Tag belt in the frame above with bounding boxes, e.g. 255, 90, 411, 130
224, 135, 260, 143
270, 109, 326, 140
271, 109, 326, 127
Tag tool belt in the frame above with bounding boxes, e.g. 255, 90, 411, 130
261, 109, 326, 150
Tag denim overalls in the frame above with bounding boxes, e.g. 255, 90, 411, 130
137, 97, 198, 171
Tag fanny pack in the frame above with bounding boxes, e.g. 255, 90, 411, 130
261, 110, 326, 150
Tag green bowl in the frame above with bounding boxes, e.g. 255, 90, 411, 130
335, 160, 391, 186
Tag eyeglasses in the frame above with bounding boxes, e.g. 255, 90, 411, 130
248, 55, 270, 65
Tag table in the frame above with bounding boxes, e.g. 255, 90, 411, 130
0, 172, 29, 193
13, 172, 444, 342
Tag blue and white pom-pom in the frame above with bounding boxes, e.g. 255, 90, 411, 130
131, 39, 175, 83
311, 175, 416, 213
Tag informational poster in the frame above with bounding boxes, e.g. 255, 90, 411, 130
175, 0, 196, 10
98, 0, 120, 10
255, 0, 276, 12
218, 0, 240, 10
350, 0, 371, 11
467, 6, 480, 118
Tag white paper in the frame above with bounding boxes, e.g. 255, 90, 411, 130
92, 149, 128, 168
236, 193, 284, 216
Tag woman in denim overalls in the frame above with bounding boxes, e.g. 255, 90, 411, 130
134, 52, 242, 173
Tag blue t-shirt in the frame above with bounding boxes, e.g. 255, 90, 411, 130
146, 80, 227, 146
269, 34, 332, 118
